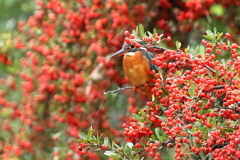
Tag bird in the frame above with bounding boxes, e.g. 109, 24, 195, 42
110, 40, 158, 101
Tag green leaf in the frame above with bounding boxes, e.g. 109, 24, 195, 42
126, 142, 133, 149
135, 26, 138, 37
192, 45, 199, 56
206, 30, 213, 35
176, 41, 181, 49
234, 76, 240, 81
87, 129, 95, 139
207, 71, 214, 80
198, 109, 211, 114
104, 151, 115, 156
134, 154, 139, 160
155, 114, 167, 122
200, 150, 206, 160
188, 83, 196, 98
140, 109, 146, 118
203, 35, 215, 41
216, 32, 223, 41
139, 24, 145, 38
104, 137, 109, 146
213, 27, 217, 33
185, 128, 194, 134
227, 40, 231, 46
210, 4, 224, 16
208, 155, 213, 160
176, 70, 183, 76
199, 46, 205, 58
112, 141, 119, 148
198, 126, 208, 139
155, 128, 161, 140
147, 31, 153, 37
221, 59, 226, 68
109, 154, 120, 160
161, 88, 169, 97
215, 69, 219, 79
132, 113, 141, 122
79, 132, 87, 140
153, 28, 157, 35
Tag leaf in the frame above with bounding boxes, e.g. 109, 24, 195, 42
155, 114, 167, 122
206, 30, 213, 35
176, 41, 181, 49
135, 26, 138, 37
198, 126, 208, 139
227, 40, 231, 46
208, 155, 213, 160
155, 128, 161, 140
184, 47, 189, 54
198, 109, 211, 114
203, 35, 215, 41
109, 154, 121, 160
216, 32, 223, 41
153, 28, 157, 35
192, 45, 199, 56
132, 113, 141, 122
213, 27, 217, 33
199, 46, 205, 58
185, 128, 194, 134
79, 132, 87, 140
176, 70, 183, 76
147, 31, 153, 37
112, 141, 119, 148
87, 129, 95, 139
139, 24, 145, 38
104, 137, 109, 146
234, 76, 240, 81
104, 151, 115, 156
207, 71, 214, 80
188, 83, 196, 98
134, 154, 139, 160
161, 88, 169, 97
200, 150, 206, 160
126, 142, 133, 149
210, 4, 224, 16
221, 59, 226, 68
215, 69, 219, 79
140, 109, 146, 118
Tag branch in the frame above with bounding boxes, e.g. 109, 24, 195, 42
104, 84, 155, 95
103, 86, 133, 95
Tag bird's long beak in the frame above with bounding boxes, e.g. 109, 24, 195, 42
110, 48, 125, 58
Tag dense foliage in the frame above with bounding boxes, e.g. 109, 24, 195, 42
0, 0, 239, 160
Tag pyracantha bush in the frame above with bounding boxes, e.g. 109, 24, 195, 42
0, 0, 240, 160
77, 26, 240, 160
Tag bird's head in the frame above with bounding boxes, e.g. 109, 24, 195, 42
110, 39, 146, 58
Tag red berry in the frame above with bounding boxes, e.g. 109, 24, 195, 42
215, 49, 221, 55
225, 33, 231, 38
124, 30, 130, 36
166, 36, 171, 41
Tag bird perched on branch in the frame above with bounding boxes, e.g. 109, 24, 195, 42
110, 40, 158, 101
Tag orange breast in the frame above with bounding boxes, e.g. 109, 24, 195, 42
122, 51, 153, 100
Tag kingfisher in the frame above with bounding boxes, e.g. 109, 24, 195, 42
110, 40, 158, 101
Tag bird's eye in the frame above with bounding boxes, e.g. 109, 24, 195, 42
125, 44, 134, 50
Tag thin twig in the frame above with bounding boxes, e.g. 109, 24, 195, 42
209, 85, 225, 91
104, 84, 155, 95
204, 64, 216, 73
103, 86, 134, 95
